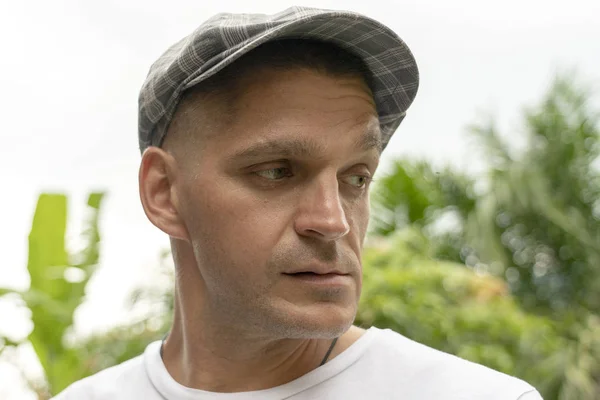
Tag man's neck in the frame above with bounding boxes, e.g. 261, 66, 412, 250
160, 293, 365, 393
162, 329, 330, 392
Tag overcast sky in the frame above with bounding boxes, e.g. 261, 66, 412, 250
1, 0, 599, 397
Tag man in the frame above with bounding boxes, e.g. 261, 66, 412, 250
56, 6, 543, 399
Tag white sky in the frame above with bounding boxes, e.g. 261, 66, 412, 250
0, 0, 599, 397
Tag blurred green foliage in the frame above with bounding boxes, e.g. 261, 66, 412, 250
368, 75, 600, 398
0, 193, 104, 396
371, 76, 600, 318
1, 75, 598, 399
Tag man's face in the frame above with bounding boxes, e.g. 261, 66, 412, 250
173, 67, 381, 338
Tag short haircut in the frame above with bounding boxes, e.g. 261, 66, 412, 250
164, 39, 375, 150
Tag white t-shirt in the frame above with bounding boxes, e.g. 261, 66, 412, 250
54, 327, 542, 399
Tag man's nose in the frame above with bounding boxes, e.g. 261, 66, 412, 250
294, 176, 350, 241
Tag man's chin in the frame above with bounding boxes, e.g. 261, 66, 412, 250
270, 302, 357, 339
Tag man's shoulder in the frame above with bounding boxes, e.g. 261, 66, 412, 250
52, 344, 156, 400
363, 327, 542, 399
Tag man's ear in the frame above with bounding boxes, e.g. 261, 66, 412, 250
139, 147, 189, 241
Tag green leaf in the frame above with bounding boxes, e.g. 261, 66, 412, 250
22, 192, 105, 394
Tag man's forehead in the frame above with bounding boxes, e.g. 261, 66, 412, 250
190, 68, 378, 138
164, 73, 380, 161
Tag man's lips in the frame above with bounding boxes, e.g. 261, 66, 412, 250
282, 265, 349, 276
282, 271, 351, 285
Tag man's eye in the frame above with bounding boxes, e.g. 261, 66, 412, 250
344, 175, 372, 188
255, 167, 292, 180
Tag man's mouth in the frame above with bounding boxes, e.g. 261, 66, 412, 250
282, 271, 351, 285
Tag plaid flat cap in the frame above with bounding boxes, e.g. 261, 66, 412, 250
138, 6, 419, 152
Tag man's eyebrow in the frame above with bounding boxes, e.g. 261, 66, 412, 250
228, 129, 382, 162
354, 128, 383, 154
228, 137, 328, 161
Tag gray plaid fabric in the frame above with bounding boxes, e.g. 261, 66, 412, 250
138, 6, 419, 152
